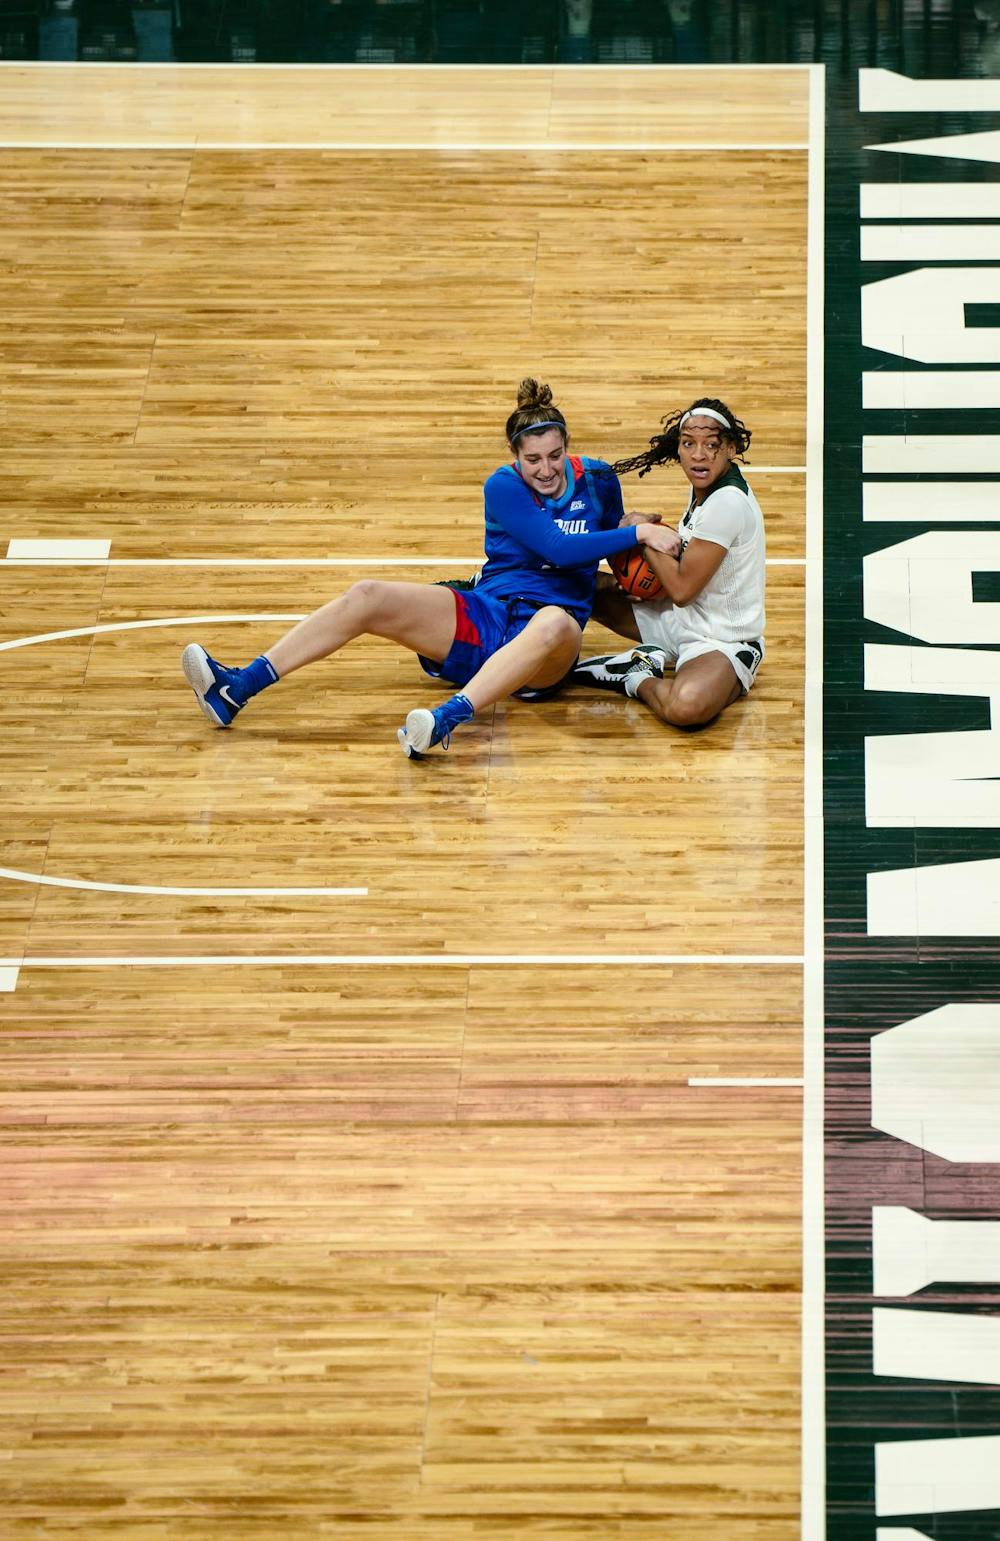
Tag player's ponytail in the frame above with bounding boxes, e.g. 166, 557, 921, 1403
612, 398, 751, 478
506, 378, 569, 447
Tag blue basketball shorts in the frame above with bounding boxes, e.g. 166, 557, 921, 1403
418, 587, 577, 701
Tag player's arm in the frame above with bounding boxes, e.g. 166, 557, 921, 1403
619, 510, 661, 527
639, 491, 743, 603
641, 536, 727, 606
485, 470, 646, 566
619, 509, 681, 553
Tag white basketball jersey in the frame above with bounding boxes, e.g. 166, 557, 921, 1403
670, 464, 766, 644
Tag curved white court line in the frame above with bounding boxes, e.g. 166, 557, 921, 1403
0, 867, 364, 899
0, 613, 364, 898
0, 613, 305, 653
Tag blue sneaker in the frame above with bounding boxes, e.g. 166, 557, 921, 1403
182, 643, 245, 728
397, 693, 474, 758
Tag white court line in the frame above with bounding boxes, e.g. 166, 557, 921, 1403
6, 538, 111, 560
0, 557, 481, 569
0, 556, 483, 568
0, 61, 814, 70
0, 953, 804, 969
6, 140, 809, 153
689, 1077, 805, 1087
0, 867, 363, 899
0, 966, 19, 992
2, 556, 805, 568
801, 62, 826, 1541
0, 614, 304, 653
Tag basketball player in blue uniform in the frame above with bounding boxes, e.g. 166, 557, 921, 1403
181, 380, 678, 758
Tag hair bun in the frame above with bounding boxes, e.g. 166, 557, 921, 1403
516, 377, 553, 411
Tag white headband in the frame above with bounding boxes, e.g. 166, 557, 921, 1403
679, 407, 731, 431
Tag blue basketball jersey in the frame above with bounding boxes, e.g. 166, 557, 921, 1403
475, 455, 638, 625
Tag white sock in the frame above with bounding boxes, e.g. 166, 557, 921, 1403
624, 663, 651, 699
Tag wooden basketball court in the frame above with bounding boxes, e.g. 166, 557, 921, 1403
0, 64, 817, 1537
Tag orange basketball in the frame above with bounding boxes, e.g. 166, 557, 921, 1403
609, 548, 666, 602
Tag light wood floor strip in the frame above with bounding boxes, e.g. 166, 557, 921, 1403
0, 63, 810, 149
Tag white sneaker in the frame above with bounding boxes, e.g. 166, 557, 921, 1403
397, 707, 437, 758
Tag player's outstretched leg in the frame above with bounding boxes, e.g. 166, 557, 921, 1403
571, 644, 666, 697
181, 644, 278, 728
398, 692, 475, 759
184, 582, 459, 732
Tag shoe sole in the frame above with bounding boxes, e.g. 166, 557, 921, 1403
181, 643, 231, 728
397, 707, 435, 758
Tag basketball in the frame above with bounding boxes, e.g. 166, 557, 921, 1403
609, 548, 666, 602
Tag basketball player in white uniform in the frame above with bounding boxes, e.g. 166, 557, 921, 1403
572, 398, 765, 728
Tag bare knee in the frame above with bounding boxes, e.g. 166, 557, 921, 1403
644, 676, 717, 728
668, 680, 717, 726
342, 578, 392, 622
534, 606, 582, 653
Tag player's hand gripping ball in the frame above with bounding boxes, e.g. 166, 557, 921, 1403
609, 548, 666, 602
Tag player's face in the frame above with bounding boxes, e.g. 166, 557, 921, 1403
514, 429, 568, 500
677, 418, 735, 501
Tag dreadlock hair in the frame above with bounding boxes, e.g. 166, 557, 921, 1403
505, 378, 569, 447
611, 398, 751, 479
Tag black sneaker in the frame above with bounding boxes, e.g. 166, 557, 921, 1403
572, 644, 665, 695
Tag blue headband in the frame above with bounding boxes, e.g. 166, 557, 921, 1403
511, 419, 565, 442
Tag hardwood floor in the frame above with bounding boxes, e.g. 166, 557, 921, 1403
0, 66, 810, 1536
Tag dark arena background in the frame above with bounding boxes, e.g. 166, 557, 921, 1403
1, 3, 999, 1539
